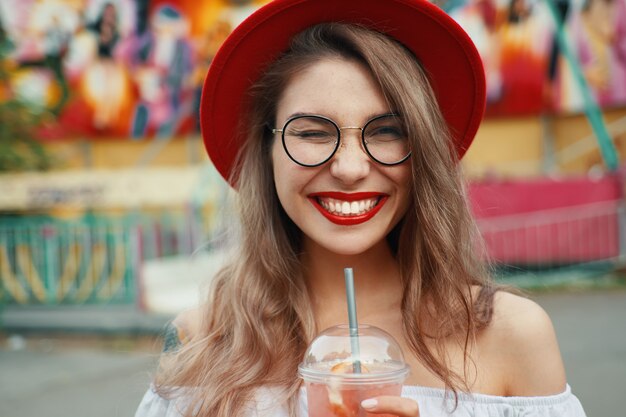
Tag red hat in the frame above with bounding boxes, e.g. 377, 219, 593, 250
200, 0, 486, 185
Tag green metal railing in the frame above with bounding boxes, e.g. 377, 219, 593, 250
0, 206, 216, 305
0, 217, 140, 305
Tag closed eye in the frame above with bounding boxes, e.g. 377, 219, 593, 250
289, 129, 336, 142
366, 126, 405, 142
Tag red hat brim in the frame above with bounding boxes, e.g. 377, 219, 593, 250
200, 0, 486, 185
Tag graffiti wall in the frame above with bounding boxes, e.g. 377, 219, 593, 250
448, 0, 626, 115
0, 0, 269, 139
0, 0, 624, 141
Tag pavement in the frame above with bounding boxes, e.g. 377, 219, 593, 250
0, 334, 160, 417
1, 289, 625, 417
535, 290, 626, 417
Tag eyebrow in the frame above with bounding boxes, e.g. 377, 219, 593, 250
282, 111, 398, 123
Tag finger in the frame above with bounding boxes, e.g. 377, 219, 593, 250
361, 396, 420, 416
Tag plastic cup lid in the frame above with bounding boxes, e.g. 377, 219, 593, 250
298, 324, 409, 385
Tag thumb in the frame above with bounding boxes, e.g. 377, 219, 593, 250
360, 396, 420, 416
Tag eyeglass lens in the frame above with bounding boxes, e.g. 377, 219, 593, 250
282, 115, 410, 166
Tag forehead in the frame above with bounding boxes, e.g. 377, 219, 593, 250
275, 58, 390, 124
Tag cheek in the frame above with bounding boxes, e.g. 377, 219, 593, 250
383, 163, 411, 190
271, 142, 318, 218
389, 165, 412, 212
271, 141, 294, 208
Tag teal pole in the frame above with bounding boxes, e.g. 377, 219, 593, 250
544, 0, 619, 171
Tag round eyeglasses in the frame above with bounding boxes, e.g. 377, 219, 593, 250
272, 113, 411, 167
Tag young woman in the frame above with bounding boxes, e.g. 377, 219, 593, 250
136, 1, 587, 416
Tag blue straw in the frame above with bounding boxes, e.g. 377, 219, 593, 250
344, 268, 362, 373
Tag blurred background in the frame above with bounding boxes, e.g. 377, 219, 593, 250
0, 0, 624, 416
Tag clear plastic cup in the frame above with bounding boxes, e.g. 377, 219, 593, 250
298, 324, 409, 417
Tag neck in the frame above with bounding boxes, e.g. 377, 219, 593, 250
301, 238, 404, 331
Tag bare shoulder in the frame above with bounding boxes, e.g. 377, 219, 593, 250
482, 291, 567, 396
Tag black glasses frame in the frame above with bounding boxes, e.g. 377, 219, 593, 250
272, 113, 411, 167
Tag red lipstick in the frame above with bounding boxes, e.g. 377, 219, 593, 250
308, 192, 388, 226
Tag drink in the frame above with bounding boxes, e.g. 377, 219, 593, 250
299, 325, 409, 417
304, 367, 403, 417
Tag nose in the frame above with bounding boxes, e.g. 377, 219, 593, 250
328, 129, 370, 185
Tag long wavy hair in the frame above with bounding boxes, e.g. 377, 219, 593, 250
155, 23, 496, 416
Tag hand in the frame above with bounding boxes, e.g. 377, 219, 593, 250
361, 396, 419, 416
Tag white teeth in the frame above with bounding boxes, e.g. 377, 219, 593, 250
316, 197, 380, 217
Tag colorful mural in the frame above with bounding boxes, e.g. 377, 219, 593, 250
0, 0, 269, 139
0, 0, 625, 141
448, 0, 626, 115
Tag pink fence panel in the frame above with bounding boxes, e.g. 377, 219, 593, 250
477, 202, 620, 264
469, 175, 623, 265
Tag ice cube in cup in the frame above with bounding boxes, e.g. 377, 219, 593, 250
299, 324, 409, 417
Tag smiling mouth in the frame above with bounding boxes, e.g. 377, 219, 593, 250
316, 196, 381, 216
308, 192, 388, 226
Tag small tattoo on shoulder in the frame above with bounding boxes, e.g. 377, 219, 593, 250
162, 322, 183, 353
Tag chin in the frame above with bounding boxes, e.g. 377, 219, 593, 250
308, 234, 383, 257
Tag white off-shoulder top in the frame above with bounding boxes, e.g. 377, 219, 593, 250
135, 384, 587, 417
